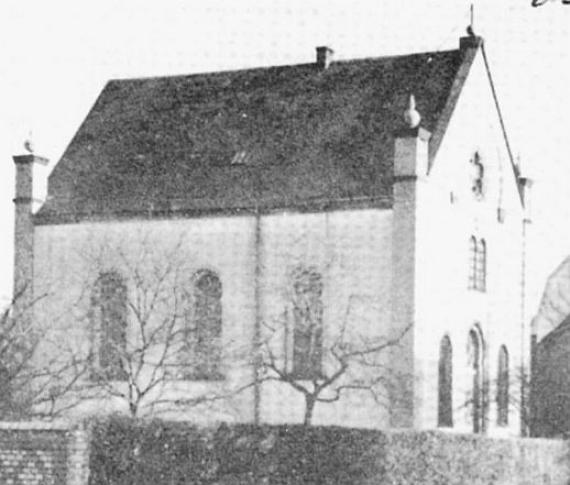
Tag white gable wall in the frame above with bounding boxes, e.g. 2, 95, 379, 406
412, 48, 524, 435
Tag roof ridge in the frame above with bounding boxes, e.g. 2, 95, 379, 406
105, 47, 460, 84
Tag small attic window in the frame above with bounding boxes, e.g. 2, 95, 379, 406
470, 151, 485, 199
231, 151, 250, 165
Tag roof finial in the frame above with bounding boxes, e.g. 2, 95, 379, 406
23, 130, 34, 154
403, 94, 421, 128
466, 4, 476, 37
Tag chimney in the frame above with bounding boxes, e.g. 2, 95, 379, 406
14, 154, 49, 213
316, 46, 334, 70
13, 153, 49, 302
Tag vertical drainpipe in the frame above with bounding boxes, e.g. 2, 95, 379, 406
519, 173, 533, 436
520, 215, 529, 436
253, 168, 262, 424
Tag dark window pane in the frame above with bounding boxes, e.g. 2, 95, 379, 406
468, 329, 484, 433
438, 335, 453, 427
497, 345, 509, 426
184, 270, 223, 380
91, 272, 127, 380
292, 268, 323, 379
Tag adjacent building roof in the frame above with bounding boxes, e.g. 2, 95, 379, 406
538, 313, 570, 348
36, 39, 482, 223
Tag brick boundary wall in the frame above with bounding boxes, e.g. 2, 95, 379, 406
0, 421, 89, 485
65, 427, 90, 485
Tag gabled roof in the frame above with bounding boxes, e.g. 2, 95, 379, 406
36, 40, 484, 223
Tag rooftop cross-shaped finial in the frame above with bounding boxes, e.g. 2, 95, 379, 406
467, 4, 476, 37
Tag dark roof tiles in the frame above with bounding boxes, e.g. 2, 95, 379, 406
37, 48, 468, 222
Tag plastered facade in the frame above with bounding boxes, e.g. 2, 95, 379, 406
32, 208, 395, 428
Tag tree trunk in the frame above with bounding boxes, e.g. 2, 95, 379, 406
129, 401, 138, 417
304, 396, 316, 425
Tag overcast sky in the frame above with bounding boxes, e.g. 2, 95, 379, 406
0, 0, 569, 315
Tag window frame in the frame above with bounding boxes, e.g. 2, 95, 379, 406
182, 269, 224, 381
290, 267, 324, 380
468, 236, 487, 292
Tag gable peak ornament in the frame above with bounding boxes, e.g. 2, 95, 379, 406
23, 131, 34, 154
403, 94, 421, 128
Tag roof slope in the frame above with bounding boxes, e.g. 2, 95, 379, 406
37, 46, 470, 222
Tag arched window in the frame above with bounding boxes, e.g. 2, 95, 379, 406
91, 272, 127, 380
292, 267, 323, 379
468, 236, 486, 292
468, 328, 485, 433
438, 335, 453, 427
186, 270, 222, 380
497, 345, 509, 426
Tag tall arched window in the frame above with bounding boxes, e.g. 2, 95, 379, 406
91, 272, 127, 380
438, 335, 453, 427
292, 267, 323, 379
468, 328, 485, 433
468, 236, 486, 292
497, 345, 509, 426
186, 270, 222, 380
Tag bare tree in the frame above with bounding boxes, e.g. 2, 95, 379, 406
467, 364, 531, 436
15, 230, 410, 423
73, 240, 190, 416
70, 237, 252, 418
0, 286, 89, 419
258, 266, 409, 426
